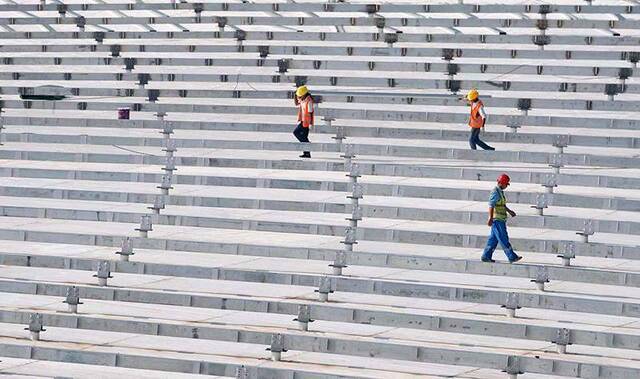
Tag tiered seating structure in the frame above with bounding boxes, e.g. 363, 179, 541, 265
0, 0, 639, 378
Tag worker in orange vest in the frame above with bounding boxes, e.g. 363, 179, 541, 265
465, 89, 495, 151
293, 85, 314, 158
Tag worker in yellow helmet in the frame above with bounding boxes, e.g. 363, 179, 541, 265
464, 89, 495, 151
293, 85, 314, 158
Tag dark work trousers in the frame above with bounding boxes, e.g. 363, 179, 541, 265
293, 122, 311, 156
469, 127, 494, 150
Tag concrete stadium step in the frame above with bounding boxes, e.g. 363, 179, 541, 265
4, 25, 639, 45
2, 64, 637, 95
5, 95, 640, 132
1, 53, 636, 77
3, 127, 639, 170
2, 189, 639, 240
2, 260, 637, 346
3, 121, 640, 154
6, 9, 640, 31
5, 78, 640, 113
2, 156, 640, 194
0, 305, 638, 378
4, 264, 640, 354
0, 207, 637, 266
2, 167, 639, 214
6, 109, 640, 148
0, 357, 217, 379
0, 343, 505, 379
3, 1, 637, 15
3, 38, 638, 63
0, 333, 587, 379
4, 233, 640, 293
6, 78, 640, 110
0, 333, 372, 379
2, 226, 640, 293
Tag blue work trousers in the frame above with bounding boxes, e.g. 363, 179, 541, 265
469, 128, 494, 150
481, 220, 518, 261
293, 122, 310, 155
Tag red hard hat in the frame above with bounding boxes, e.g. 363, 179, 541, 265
497, 173, 510, 185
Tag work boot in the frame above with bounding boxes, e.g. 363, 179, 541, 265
481, 257, 495, 263
509, 255, 523, 263
299, 152, 311, 158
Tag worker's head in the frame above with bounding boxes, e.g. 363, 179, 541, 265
296, 85, 309, 98
466, 88, 479, 102
497, 173, 510, 189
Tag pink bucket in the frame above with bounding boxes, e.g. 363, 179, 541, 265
117, 107, 130, 120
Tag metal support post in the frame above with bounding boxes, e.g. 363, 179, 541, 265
163, 139, 177, 158
148, 195, 166, 215
552, 328, 572, 354
531, 266, 550, 291
235, 365, 248, 379
332, 125, 345, 145
293, 304, 314, 331
329, 251, 348, 276
25, 313, 46, 341
160, 121, 174, 140
548, 153, 564, 174
163, 155, 177, 173
93, 261, 112, 287
557, 242, 576, 267
135, 215, 153, 238
553, 135, 569, 154
266, 334, 287, 361
530, 193, 548, 216
501, 292, 520, 318
504, 356, 523, 379
347, 205, 362, 228
542, 173, 557, 194
341, 144, 356, 172
115, 237, 134, 261
341, 226, 357, 253
63, 286, 82, 313
576, 220, 594, 243
158, 174, 173, 196
315, 276, 334, 302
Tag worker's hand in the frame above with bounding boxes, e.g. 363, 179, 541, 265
487, 218, 493, 227
508, 210, 516, 217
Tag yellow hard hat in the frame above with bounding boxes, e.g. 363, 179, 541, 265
466, 88, 479, 101
296, 85, 309, 97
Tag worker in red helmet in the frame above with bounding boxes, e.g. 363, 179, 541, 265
481, 173, 522, 263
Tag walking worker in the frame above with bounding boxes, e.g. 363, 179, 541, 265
481, 173, 522, 263
465, 88, 495, 151
293, 85, 314, 158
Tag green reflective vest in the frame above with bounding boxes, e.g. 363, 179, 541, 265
494, 187, 508, 222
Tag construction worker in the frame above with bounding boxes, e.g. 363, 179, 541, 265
465, 89, 495, 151
481, 173, 522, 263
293, 85, 314, 158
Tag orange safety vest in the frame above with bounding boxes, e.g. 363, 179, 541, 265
469, 100, 485, 129
297, 96, 314, 128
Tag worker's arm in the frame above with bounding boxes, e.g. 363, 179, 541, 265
479, 105, 487, 129
506, 206, 516, 217
487, 207, 494, 226
308, 99, 315, 128
478, 105, 487, 119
